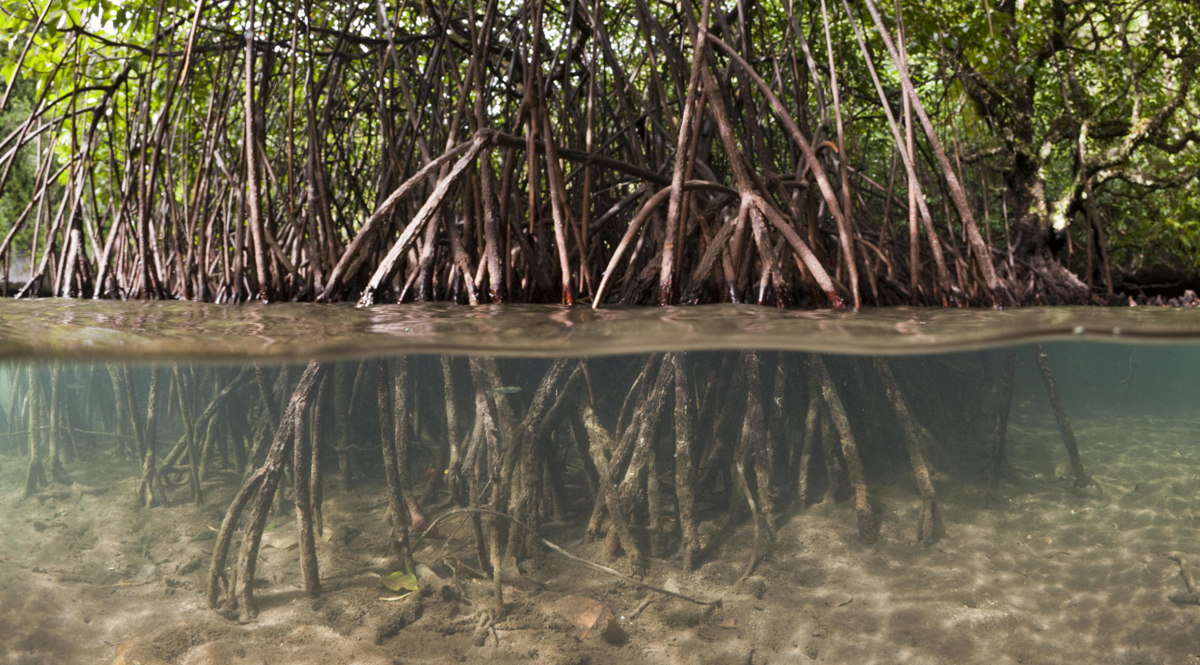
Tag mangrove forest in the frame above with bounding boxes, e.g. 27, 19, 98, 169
0, 0, 1195, 307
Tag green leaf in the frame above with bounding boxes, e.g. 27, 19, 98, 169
381, 571, 419, 593
265, 522, 276, 531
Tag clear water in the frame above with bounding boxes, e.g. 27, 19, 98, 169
1, 301, 1199, 665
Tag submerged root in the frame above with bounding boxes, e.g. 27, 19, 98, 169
875, 358, 943, 545
671, 353, 701, 570
987, 349, 1018, 507
23, 366, 47, 497
811, 356, 877, 542
1, 347, 1085, 624
1033, 344, 1093, 490
796, 375, 821, 508
205, 362, 325, 617
736, 351, 768, 580
580, 402, 645, 572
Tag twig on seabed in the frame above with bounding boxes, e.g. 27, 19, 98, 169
414, 507, 721, 607
1167, 552, 1200, 605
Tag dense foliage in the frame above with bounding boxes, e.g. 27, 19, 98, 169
0, 0, 1195, 305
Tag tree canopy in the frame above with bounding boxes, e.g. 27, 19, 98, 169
0, 0, 1195, 305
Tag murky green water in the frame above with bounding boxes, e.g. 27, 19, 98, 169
1, 301, 1199, 665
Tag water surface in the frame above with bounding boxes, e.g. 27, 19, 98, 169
1, 299, 1198, 361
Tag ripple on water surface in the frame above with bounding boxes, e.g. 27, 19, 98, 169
1, 299, 1199, 361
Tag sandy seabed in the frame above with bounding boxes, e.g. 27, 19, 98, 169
3, 407, 1200, 665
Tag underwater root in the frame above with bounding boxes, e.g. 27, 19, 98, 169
1, 346, 1103, 623
1033, 344, 1094, 490
205, 361, 326, 620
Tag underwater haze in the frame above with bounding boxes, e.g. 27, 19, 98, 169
1, 302, 1199, 665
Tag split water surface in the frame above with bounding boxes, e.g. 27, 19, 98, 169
1, 301, 1199, 665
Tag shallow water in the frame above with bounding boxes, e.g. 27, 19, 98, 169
1, 302, 1199, 665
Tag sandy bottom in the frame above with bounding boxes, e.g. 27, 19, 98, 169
3, 408, 1200, 665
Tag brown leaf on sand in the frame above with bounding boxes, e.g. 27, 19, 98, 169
718, 616, 739, 629
553, 594, 627, 644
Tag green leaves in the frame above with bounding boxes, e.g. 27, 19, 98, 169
45, 4, 82, 32
381, 571, 419, 594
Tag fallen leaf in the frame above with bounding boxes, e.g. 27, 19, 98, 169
824, 592, 854, 608
719, 617, 739, 629
593, 615, 626, 644
412, 519, 439, 538
553, 595, 626, 644
381, 571, 419, 593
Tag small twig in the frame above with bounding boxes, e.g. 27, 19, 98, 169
432, 508, 473, 563
628, 596, 653, 621
415, 508, 720, 606
1166, 552, 1200, 605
